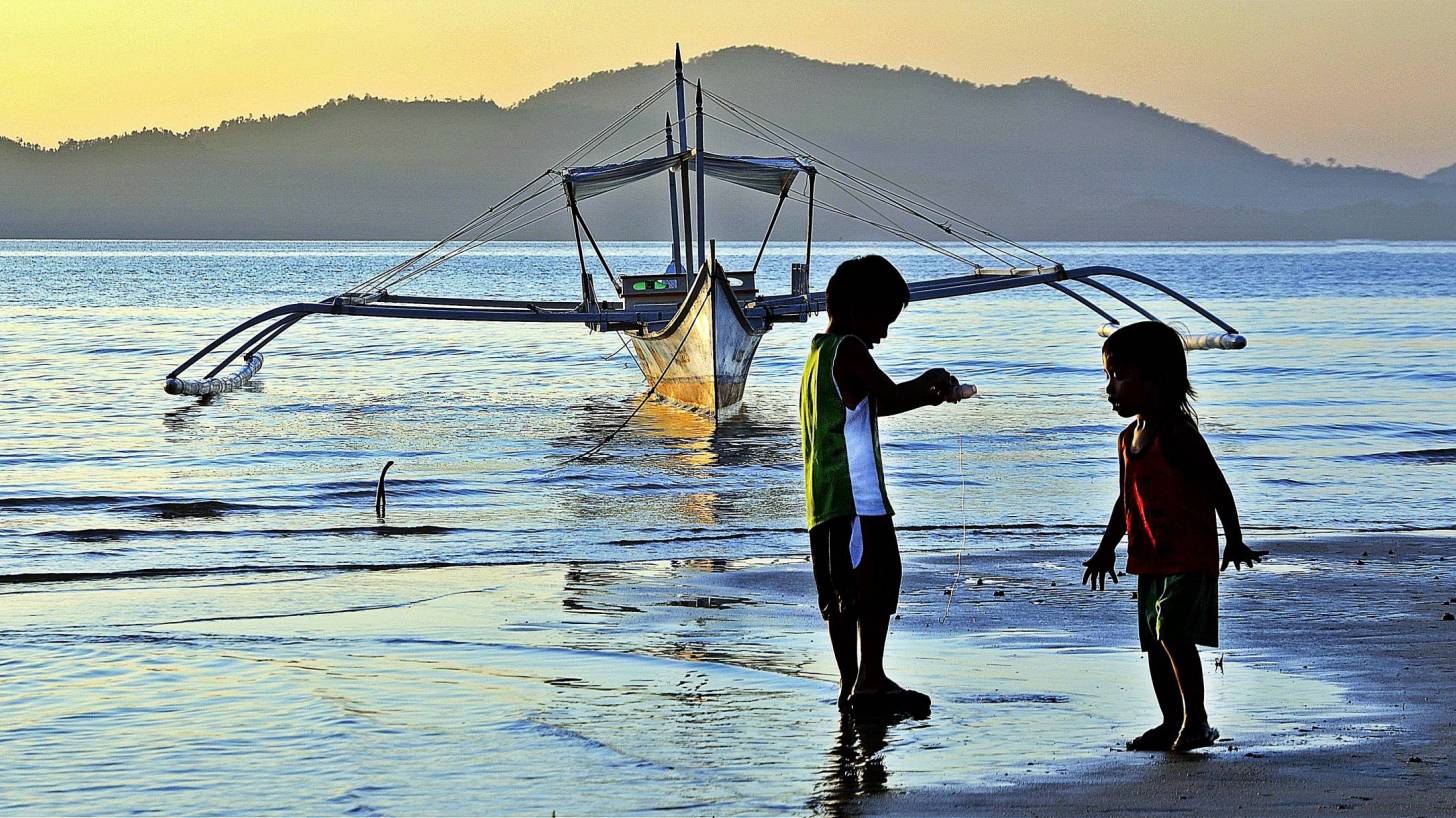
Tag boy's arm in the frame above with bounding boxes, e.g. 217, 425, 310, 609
833, 336, 957, 417
1167, 423, 1268, 571
1084, 427, 1128, 591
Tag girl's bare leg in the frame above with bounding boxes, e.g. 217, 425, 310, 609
1163, 640, 1219, 750
1126, 647, 1184, 750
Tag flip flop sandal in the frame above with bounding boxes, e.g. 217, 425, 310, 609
849, 688, 932, 720
1172, 723, 1221, 752
1125, 725, 1177, 751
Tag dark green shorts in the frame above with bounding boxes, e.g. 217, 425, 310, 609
1138, 572, 1218, 651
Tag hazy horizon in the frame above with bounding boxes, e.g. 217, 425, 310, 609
4, 1, 1455, 177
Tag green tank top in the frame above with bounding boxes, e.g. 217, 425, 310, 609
800, 332, 893, 529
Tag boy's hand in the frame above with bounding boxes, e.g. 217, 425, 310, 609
1221, 541, 1268, 571
1082, 548, 1118, 591
921, 368, 960, 404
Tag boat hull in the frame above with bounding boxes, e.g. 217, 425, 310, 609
626, 268, 766, 418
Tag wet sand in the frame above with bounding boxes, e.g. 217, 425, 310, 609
864, 532, 1456, 817
6, 531, 1453, 814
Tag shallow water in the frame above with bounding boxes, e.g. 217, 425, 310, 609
1, 240, 1452, 813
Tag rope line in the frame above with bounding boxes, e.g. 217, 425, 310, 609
699, 107, 1029, 267
551, 270, 715, 468
702, 87, 1058, 267
344, 80, 676, 297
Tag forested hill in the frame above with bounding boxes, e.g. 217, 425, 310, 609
5, 46, 1454, 240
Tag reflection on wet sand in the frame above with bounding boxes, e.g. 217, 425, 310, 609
561, 561, 646, 615
557, 559, 810, 680
811, 713, 903, 816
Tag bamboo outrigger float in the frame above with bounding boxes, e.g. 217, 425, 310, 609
165, 46, 1245, 418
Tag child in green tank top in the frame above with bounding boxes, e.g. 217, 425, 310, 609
800, 254, 965, 718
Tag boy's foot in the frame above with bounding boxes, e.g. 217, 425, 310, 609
1125, 724, 1178, 751
849, 688, 931, 720
1172, 722, 1220, 752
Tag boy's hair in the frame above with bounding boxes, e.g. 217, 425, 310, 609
1102, 321, 1199, 424
825, 255, 910, 324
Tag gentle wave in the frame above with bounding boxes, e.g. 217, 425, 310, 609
0, 559, 487, 585
33, 524, 457, 541
1350, 448, 1456, 463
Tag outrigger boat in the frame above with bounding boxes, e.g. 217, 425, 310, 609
165, 47, 1245, 419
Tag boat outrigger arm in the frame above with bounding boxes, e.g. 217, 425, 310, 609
164, 46, 1245, 410
162, 263, 1244, 398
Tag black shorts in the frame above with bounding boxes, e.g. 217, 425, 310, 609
809, 514, 901, 620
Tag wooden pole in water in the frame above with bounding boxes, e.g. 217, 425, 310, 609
664, 115, 683, 274
375, 460, 394, 519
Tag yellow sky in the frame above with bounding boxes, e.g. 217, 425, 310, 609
3, 0, 1454, 175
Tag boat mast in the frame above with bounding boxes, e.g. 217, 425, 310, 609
802, 173, 815, 295
674, 45, 694, 274
695, 81, 706, 272
664, 116, 683, 274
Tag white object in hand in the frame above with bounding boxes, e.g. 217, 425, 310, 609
954, 383, 978, 400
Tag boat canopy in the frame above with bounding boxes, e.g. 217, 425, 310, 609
564, 150, 814, 200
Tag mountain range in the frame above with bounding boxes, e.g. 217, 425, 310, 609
4, 46, 1455, 240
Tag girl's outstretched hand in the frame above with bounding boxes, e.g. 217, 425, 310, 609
1082, 548, 1118, 590
1221, 541, 1268, 571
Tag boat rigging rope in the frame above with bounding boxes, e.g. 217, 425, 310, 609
813, 174, 986, 267
701, 87, 1059, 268
698, 109, 1028, 268
782, 186, 981, 267
702, 108, 1036, 269
345, 80, 677, 298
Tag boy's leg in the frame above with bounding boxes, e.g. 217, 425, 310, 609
811, 518, 860, 708
827, 615, 859, 708
853, 610, 892, 694
848, 517, 919, 704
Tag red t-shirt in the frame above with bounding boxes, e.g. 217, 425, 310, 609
1121, 427, 1219, 575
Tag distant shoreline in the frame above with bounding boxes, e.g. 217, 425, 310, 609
6, 49, 1454, 242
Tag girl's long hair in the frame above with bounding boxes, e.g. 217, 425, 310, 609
1102, 321, 1198, 426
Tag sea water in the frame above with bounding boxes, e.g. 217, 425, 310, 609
1, 241, 1453, 814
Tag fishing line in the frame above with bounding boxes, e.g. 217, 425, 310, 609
941, 433, 970, 623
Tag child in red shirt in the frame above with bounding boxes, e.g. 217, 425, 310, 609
1082, 321, 1266, 752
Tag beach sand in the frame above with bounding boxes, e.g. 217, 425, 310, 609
862, 532, 1456, 817
7, 531, 1453, 814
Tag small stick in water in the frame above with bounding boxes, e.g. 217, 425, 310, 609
375, 460, 395, 519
